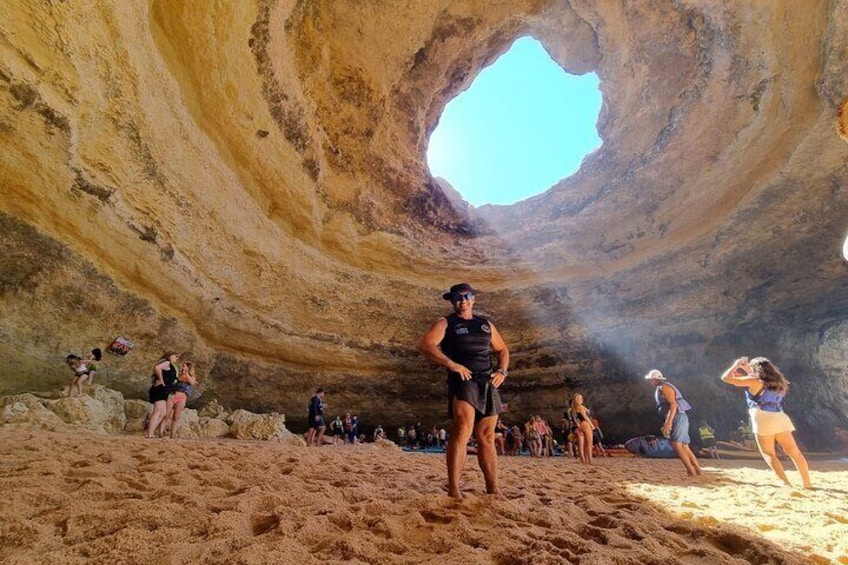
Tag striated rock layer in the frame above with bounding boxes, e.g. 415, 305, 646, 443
2, 1, 847, 448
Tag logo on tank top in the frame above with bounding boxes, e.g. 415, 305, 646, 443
481, 324, 491, 333
454, 323, 469, 335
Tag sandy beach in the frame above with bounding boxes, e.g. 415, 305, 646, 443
1, 430, 845, 564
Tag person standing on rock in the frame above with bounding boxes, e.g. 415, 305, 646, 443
145, 352, 179, 439
306, 387, 326, 447
645, 369, 702, 476
720, 356, 811, 488
420, 282, 510, 499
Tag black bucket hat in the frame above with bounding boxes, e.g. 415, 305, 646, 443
442, 283, 478, 300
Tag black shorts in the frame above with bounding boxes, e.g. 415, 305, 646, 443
448, 375, 504, 421
700, 437, 716, 448
309, 416, 325, 429
149, 384, 169, 403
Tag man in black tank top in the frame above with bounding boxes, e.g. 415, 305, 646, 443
420, 283, 510, 499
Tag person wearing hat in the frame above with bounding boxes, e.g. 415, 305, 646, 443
420, 283, 510, 499
645, 369, 701, 476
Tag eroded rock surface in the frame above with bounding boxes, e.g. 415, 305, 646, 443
1, 1, 847, 447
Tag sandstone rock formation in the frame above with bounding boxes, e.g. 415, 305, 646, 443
1, 1, 847, 448
0, 384, 299, 442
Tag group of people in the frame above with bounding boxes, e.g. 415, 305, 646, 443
66, 280, 815, 496
398, 423, 447, 449
421, 282, 814, 498
329, 412, 361, 445
305, 388, 372, 446
145, 351, 197, 439
65, 348, 102, 397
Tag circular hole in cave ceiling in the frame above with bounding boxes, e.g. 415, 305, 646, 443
426, 36, 603, 208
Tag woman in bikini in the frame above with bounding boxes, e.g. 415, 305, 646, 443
570, 393, 596, 464
159, 361, 196, 439
721, 356, 811, 488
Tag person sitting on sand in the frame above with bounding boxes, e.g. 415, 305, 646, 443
494, 418, 507, 455
720, 357, 811, 488
145, 352, 179, 439
420, 282, 509, 498
591, 416, 608, 458
570, 394, 596, 465
158, 361, 197, 439
698, 421, 720, 459
645, 370, 702, 477
306, 388, 326, 447
536, 415, 554, 457
560, 410, 577, 458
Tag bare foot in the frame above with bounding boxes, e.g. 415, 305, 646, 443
448, 486, 463, 499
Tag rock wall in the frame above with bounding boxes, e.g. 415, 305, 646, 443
2, 1, 847, 448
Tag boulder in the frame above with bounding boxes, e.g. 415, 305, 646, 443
228, 408, 292, 441
0, 393, 66, 431
198, 417, 231, 438
47, 386, 126, 434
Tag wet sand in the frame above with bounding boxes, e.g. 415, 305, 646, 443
1, 430, 845, 564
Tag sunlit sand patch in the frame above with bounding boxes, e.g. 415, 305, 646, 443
622, 462, 848, 564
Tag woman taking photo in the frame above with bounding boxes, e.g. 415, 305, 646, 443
720, 356, 811, 489
569, 393, 595, 464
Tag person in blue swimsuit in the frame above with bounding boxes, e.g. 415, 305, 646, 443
721, 356, 811, 488
645, 369, 702, 477
420, 283, 510, 499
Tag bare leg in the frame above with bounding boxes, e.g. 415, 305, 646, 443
315, 426, 326, 446
775, 431, 811, 488
170, 400, 185, 439
77, 374, 92, 395
755, 434, 791, 486
158, 396, 175, 438
671, 441, 700, 476
447, 400, 475, 499
306, 428, 315, 446
145, 401, 167, 438
579, 423, 593, 464
475, 416, 499, 495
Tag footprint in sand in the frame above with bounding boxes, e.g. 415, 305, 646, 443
251, 513, 280, 536
420, 510, 453, 524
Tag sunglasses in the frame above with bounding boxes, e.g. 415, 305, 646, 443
451, 292, 475, 302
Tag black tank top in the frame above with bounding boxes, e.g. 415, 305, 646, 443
440, 314, 493, 377
152, 361, 178, 388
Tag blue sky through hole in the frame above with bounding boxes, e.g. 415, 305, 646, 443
426, 37, 603, 207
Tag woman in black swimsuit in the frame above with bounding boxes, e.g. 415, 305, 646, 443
570, 393, 595, 464
420, 283, 510, 499
145, 351, 179, 438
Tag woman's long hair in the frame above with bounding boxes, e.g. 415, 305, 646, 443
180, 361, 195, 381
749, 357, 790, 394
570, 393, 584, 413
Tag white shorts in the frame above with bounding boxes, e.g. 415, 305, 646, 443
749, 408, 795, 436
